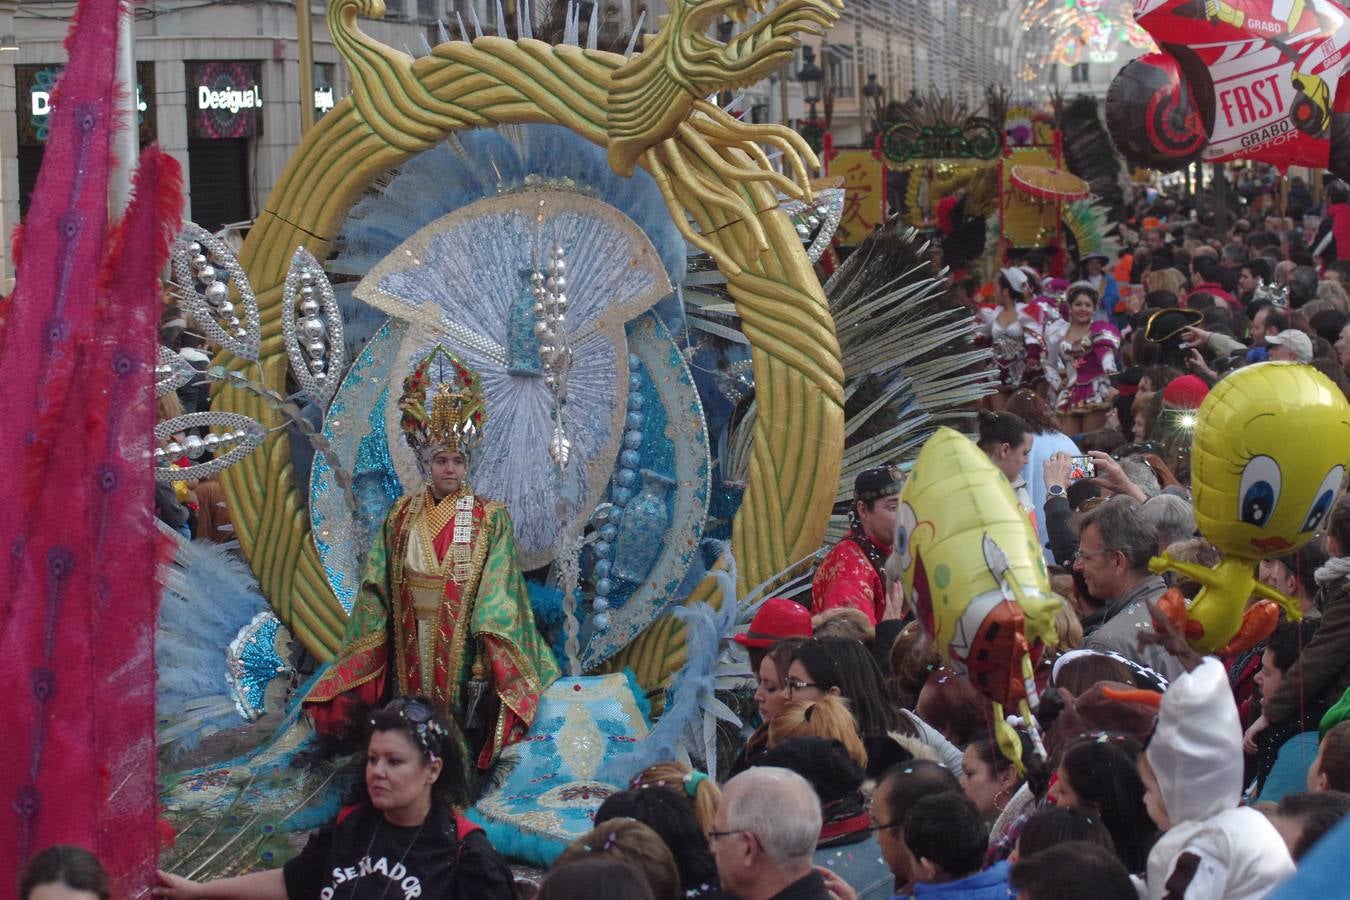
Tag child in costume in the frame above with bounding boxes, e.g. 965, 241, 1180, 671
1134, 656, 1295, 899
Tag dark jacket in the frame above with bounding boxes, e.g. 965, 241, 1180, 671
1265, 571, 1350, 727
769, 869, 834, 900
1044, 494, 1078, 568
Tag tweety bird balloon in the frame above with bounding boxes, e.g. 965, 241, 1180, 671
1150, 362, 1350, 654
890, 427, 1059, 770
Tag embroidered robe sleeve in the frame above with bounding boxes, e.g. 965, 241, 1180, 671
302, 497, 410, 735
811, 540, 884, 625
469, 504, 562, 767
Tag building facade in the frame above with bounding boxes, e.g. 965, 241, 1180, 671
1, 0, 1138, 282
1, 0, 491, 281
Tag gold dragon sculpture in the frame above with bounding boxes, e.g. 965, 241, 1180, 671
217, 0, 846, 686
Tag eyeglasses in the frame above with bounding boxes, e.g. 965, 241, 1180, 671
785, 679, 820, 692
1073, 548, 1117, 562
865, 820, 898, 833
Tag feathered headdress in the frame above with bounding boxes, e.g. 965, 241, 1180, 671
398, 346, 487, 463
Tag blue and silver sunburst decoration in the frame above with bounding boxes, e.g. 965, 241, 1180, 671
306, 125, 711, 671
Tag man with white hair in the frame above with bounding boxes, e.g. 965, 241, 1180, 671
712, 767, 830, 899
1266, 329, 1314, 364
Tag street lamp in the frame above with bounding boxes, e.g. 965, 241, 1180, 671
797, 46, 825, 120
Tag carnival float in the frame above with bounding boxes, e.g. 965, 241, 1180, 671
0, 0, 1006, 888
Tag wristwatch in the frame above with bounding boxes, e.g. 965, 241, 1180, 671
1047, 483, 1067, 498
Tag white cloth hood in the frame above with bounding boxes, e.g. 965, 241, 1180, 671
1145, 657, 1243, 824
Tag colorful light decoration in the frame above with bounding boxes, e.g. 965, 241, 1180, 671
1017, 0, 1157, 79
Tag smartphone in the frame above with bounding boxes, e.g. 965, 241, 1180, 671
1069, 456, 1096, 480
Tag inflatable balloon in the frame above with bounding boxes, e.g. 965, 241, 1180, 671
1106, 51, 1208, 171
1149, 362, 1350, 654
1107, 0, 1350, 178
890, 427, 1059, 770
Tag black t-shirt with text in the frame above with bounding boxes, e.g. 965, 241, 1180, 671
282, 802, 514, 900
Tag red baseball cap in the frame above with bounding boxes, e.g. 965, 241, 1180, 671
733, 598, 812, 648
1162, 374, 1209, 409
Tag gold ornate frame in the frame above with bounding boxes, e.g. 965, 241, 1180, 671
217, 0, 846, 683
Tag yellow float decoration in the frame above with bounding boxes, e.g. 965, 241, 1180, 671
1150, 362, 1350, 653
891, 427, 1059, 771
213, 0, 848, 685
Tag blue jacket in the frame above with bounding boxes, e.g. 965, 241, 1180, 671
902, 861, 1010, 899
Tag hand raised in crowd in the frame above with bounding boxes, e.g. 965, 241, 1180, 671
817, 866, 861, 900
1086, 450, 1147, 503
881, 577, 907, 623
1243, 714, 1270, 755
1181, 325, 1211, 348
1185, 348, 1215, 380
1043, 451, 1072, 493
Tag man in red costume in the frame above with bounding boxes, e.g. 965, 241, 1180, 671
811, 465, 903, 626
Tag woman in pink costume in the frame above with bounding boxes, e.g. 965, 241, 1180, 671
1045, 283, 1120, 433
976, 267, 1048, 410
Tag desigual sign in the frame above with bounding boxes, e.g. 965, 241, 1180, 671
197, 84, 262, 114
15, 62, 157, 145
187, 61, 264, 139
33, 86, 147, 117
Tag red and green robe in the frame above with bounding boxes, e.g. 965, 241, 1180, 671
304, 487, 560, 770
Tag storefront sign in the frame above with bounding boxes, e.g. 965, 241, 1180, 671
187, 61, 264, 139
198, 83, 261, 114
16, 62, 157, 146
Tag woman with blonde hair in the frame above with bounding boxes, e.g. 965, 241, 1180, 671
768, 695, 868, 770
631, 761, 721, 835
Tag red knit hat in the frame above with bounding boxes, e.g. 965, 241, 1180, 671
1162, 375, 1209, 409
733, 598, 812, 648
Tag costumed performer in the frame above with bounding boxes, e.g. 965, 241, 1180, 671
1044, 283, 1120, 434
304, 348, 561, 777
811, 465, 902, 627
1079, 252, 1119, 320
976, 267, 1046, 410
155, 696, 517, 899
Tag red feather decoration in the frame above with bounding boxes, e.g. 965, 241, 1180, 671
0, 0, 182, 891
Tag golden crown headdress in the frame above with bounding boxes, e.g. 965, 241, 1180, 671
398, 346, 487, 458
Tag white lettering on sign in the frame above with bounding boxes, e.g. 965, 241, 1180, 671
197, 84, 263, 114
1245, 17, 1283, 36
31, 85, 148, 117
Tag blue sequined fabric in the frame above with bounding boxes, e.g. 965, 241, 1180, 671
470, 673, 652, 866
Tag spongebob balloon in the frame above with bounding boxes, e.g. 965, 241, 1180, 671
890, 427, 1060, 771
1150, 362, 1350, 654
